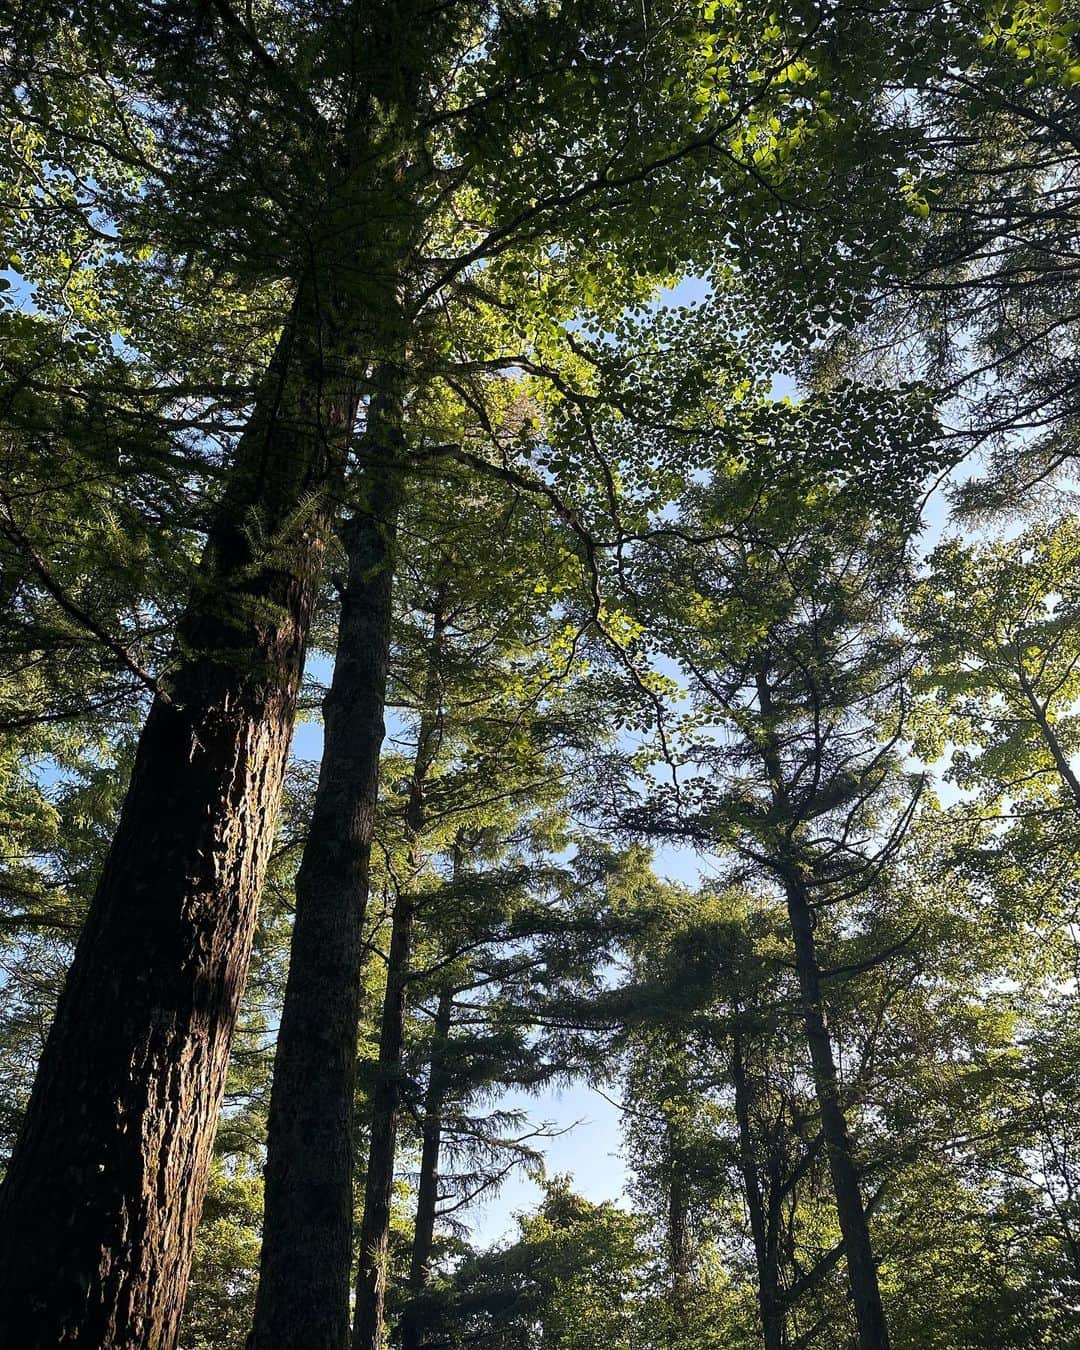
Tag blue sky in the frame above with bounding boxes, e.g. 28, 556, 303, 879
463, 842, 708, 1246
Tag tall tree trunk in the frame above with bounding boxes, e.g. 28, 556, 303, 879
249, 373, 406, 1350
400, 985, 454, 1350
667, 1129, 691, 1329
353, 608, 445, 1350
653, 1043, 692, 1345
784, 876, 890, 1350
0, 281, 362, 1350
353, 890, 416, 1350
753, 662, 889, 1350
730, 1026, 784, 1350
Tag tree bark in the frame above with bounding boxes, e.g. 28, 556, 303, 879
667, 1125, 691, 1330
400, 986, 454, 1350
249, 374, 406, 1350
753, 661, 889, 1350
784, 876, 890, 1350
730, 1026, 784, 1350
0, 281, 362, 1350
352, 607, 445, 1350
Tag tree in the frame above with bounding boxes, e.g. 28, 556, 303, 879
250, 372, 407, 1350
624, 471, 927, 1349
0, 4, 422, 1338
812, 1, 1080, 509
5, 4, 1080, 1348
0, 210, 366, 1350
424, 1179, 645, 1350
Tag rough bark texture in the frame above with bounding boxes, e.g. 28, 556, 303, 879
249, 379, 406, 1350
0, 286, 361, 1349
401, 987, 454, 1350
352, 610, 445, 1350
784, 877, 891, 1350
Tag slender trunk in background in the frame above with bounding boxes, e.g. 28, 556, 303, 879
250, 1, 427, 1338
730, 1027, 784, 1350
0, 280, 362, 1350
401, 986, 454, 1350
784, 877, 890, 1350
1016, 661, 1080, 808
353, 607, 446, 1350
753, 662, 889, 1350
353, 888, 416, 1350
667, 1124, 691, 1332
249, 373, 406, 1350
653, 1043, 692, 1346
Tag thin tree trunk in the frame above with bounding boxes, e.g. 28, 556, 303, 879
0, 282, 361, 1350
784, 876, 890, 1350
400, 985, 454, 1350
1016, 659, 1080, 807
353, 607, 445, 1350
249, 373, 406, 1350
667, 1129, 691, 1327
652, 1043, 692, 1346
753, 662, 889, 1350
731, 1026, 784, 1350
353, 890, 415, 1350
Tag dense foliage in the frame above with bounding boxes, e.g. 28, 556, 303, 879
1, 1, 1078, 1348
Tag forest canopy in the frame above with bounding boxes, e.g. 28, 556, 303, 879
0, 1, 1077, 1348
